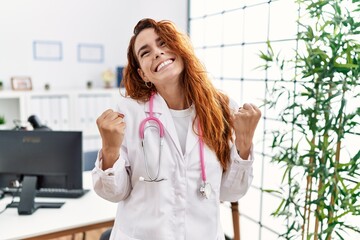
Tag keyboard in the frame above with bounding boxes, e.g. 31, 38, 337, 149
2, 187, 90, 198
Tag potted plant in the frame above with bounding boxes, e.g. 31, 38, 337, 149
0, 115, 6, 129
102, 68, 115, 88
259, 0, 360, 239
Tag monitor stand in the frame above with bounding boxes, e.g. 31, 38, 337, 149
7, 176, 65, 215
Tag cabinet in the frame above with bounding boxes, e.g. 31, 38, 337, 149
0, 88, 121, 151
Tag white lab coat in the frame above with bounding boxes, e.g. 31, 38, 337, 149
92, 93, 254, 240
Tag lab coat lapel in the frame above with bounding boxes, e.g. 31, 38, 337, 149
144, 94, 183, 156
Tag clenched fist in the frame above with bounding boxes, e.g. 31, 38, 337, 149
96, 109, 126, 170
232, 103, 261, 160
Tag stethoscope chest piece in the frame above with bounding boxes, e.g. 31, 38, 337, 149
200, 182, 212, 199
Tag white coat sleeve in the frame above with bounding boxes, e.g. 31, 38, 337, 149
92, 145, 132, 203
219, 143, 254, 202
218, 97, 255, 202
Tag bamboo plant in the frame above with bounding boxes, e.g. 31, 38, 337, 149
259, 0, 360, 239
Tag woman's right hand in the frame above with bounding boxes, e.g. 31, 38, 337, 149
96, 109, 126, 170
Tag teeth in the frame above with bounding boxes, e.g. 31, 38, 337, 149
157, 60, 173, 72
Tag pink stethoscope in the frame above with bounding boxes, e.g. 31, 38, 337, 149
138, 93, 212, 199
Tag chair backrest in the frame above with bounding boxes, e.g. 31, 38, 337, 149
231, 201, 240, 240
83, 151, 98, 171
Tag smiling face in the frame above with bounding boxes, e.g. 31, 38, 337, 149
134, 28, 184, 89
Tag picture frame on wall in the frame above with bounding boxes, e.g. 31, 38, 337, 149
11, 76, 33, 91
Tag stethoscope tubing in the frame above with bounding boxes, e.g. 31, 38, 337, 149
141, 124, 164, 182
138, 93, 208, 193
139, 93, 166, 182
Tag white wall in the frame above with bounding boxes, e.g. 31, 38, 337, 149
0, 0, 188, 90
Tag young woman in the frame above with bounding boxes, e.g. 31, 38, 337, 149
93, 18, 261, 240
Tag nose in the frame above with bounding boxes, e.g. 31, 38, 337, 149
154, 49, 164, 59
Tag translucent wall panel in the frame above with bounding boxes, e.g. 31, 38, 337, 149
203, 47, 222, 78
240, 216, 261, 240
269, 0, 298, 40
223, 10, 243, 45
189, 19, 205, 48
204, 0, 223, 15
251, 153, 264, 188
190, 0, 360, 238
204, 15, 223, 46
242, 44, 267, 79
261, 228, 283, 240
222, 46, 243, 79
266, 41, 298, 81
243, 4, 269, 43
262, 192, 285, 234
239, 187, 261, 220
189, 1, 301, 239
189, 0, 205, 18
219, 79, 242, 104
242, 80, 266, 108
262, 156, 285, 191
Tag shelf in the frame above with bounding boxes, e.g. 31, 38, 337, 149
0, 88, 120, 151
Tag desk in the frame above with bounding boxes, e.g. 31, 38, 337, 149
0, 172, 117, 240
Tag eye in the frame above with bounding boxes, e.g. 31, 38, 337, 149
160, 41, 166, 47
140, 51, 149, 58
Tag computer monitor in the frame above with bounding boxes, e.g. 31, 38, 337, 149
0, 130, 83, 215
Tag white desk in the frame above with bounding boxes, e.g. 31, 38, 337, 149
0, 172, 117, 240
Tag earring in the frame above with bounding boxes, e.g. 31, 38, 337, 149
145, 81, 153, 88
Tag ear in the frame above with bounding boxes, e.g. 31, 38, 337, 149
137, 68, 148, 82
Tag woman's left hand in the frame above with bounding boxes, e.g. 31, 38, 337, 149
232, 103, 261, 160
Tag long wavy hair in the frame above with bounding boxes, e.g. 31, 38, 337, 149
123, 18, 234, 170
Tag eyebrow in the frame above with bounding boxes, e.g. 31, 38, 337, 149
136, 37, 162, 57
137, 44, 148, 57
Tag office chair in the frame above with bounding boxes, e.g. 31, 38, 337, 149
83, 151, 98, 171
99, 228, 112, 240
231, 201, 240, 240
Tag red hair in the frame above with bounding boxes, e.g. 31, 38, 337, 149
122, 18, 233, 170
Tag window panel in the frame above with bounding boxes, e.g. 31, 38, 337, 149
341, 133, 360, 164
211, 79, 223, 90
205, 0, 223, 15
203, 47, 222, 78
194, 48, 205, 65
239, 187, 261, 221
261, 228, 283, 240
243, 4, 269, 43
269, 0, 298, 40
222, 0, 242, 11
220, 79, 242, 105
262, 156, 284, 190
242, 44, 267, 79
239, 216, 260, 240
222, 45, 242, 78
251, 153, 264, 188
266, 40, 297, 81
189, 0, 206, 18
190, 19, 205, 48
242, 80, 266, 107
265, 80, 295, 120
189, 1, 302, 239
262, 193, 286, 235
252, 117, 265, 150
241, 0, 269, 6
223, 9, 243, 45
204, 14, 223, 46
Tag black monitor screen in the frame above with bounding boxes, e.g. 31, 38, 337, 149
0, 130, 83, 190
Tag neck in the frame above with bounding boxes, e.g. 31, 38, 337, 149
157, 86, 188, 110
